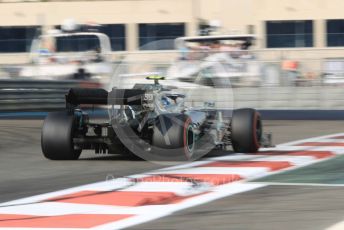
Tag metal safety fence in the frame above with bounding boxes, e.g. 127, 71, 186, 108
0, 49, 344, 113
0, 79, 344, 114
0, 79, 100, 112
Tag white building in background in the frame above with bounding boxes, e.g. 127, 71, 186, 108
0, 0, 343, 58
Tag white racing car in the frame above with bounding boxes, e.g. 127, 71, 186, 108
167, 34, 262, 87
20, 20, 112, 81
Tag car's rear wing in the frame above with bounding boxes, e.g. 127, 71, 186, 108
65, 88, 145, 109
175, 34, 256, 50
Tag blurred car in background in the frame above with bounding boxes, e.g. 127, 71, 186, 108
19, 20, 113, 83
322, 58, 344, 86
167, 34, 263, 87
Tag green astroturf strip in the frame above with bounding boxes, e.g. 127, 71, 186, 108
254, 155, 344, 184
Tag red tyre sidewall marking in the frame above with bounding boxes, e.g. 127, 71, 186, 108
183, 118, 193, 160
252, 112, 261, 150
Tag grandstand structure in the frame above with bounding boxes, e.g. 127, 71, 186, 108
0, 0, 343, 66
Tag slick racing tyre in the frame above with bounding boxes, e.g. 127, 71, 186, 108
231, 108, 262, 153
152, 113, 195, 160
41, 111, 82, 160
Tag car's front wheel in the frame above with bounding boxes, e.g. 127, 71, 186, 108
231, 108, 262, 153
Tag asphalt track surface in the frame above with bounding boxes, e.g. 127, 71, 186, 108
1, 119, 344, 229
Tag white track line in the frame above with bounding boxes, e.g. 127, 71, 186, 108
326, 220, 344, 230
252, 182, 344, 187
150, 167, 270, 177
0, 202, 148, 216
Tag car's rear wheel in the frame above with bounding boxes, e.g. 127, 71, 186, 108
152, 113, 195, 160
41, 111, 82, 160
231, 108, 262, 153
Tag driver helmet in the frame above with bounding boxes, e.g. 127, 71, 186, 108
161, 96, 172, 107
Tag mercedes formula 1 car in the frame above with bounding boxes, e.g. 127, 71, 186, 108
41, 76, 269, 161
